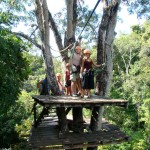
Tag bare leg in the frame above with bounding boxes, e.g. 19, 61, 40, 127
76, 77, 82, 94
81, 89, 84, 97
68, 86, 72, 96
66, 87, 69, 96
87, 89, 91, 97
71, 81, 77, 95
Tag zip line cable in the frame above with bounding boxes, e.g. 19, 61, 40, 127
70, 0, 102, 63
49, 0, 102, 56
50, 0, 102, 55
32, 0, 102, 59
77, 0, 101, 41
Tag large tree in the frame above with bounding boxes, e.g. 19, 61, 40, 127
35, 0, 60, 94
1, 0, 149, 149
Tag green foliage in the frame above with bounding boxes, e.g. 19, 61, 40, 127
0, 11, 19, 26
23, 52, 45, 92
53, 58, 62, 75
128, 0, 150, 19
0, 0, 36, 39
104, 21, 150, 150
15, 90, 33, 139
13, 55, 62, 148
0, 28, 30, 148
0, 101, 30, 148
0, 29, 30, 111
76, 5, 100, 44
0, 1, 149, 149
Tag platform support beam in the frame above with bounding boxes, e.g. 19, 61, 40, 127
56, 107, 68, 133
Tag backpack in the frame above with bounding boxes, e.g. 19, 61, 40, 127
40, 78, 50, 95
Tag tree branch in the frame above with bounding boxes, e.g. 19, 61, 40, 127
13, 32, 42, 50
48, 11, 63, 51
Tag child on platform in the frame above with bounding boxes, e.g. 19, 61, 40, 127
56, 73, 65, 95
65, 63, 72, 96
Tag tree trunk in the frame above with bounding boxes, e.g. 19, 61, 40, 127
88, 0, 121, 150
48, 11, 64, 51
35, 0, 68, 133
48, 1, 77, 91
35, 0, 59, 94
65, 0, 77, 46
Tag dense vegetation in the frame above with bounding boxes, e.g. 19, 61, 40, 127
104, 21, 150, 150
0, 28, 30, 147
1, 21, 149, 149
0, 0, 149, 149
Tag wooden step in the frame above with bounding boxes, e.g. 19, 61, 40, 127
29, 120, 129, 149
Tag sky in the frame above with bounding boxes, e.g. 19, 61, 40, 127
47, 0, 142, 35
46, 0, 144, 57
12, 1, 144, 57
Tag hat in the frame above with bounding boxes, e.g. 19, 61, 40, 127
84, 49, 91, 54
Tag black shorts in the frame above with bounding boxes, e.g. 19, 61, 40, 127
65, 80, 71, 87
81, 70, 94, 89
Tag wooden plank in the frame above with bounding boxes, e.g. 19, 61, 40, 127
32, 95, 128, 108
28, 121, 129, 149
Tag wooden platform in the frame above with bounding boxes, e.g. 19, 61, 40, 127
29, 117, 129, 149
29, 95, 128, 149
32, 95, 128, 108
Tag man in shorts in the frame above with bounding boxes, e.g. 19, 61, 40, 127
69, 46, 82, 97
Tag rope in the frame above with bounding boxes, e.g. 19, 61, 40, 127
69, 0, 101, 66
77, 0, 101, 41
36, 0, 102, 60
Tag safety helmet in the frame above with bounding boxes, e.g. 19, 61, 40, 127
66, 63, 69, 67
56, 73, 61, 77
84, 49, 91, 54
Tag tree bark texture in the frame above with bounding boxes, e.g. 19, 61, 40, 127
65, 0, 77, 45
48, 1, 77, 63
64, 0, 77, 61
48, 11, 64, 51
88, 0, 121, 150
48, 1, 77, 91
35, 0, 68, 133
35, 0, 59, 94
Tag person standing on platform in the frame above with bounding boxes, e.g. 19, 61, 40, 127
65, 63, 72, 96
80, 49, 101, 98
69, 46, 82, 97
56, 73, 65, 95
37, 77, 50, 95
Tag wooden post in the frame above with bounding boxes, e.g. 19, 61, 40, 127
72, 107, 83, 150
56, 107, 68, 135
